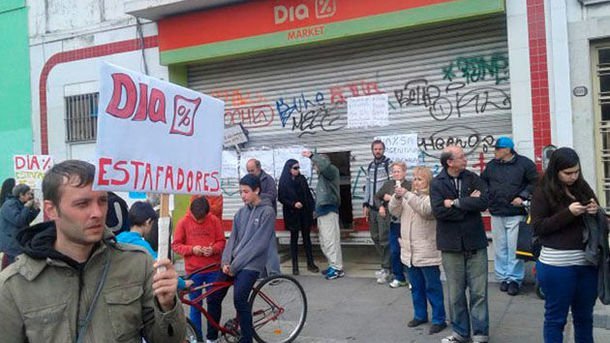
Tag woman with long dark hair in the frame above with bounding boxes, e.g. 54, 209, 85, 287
0, 178, 15, 207
278, 159, 318, 275
531, 147, 601, 343
0, 178, 16, 269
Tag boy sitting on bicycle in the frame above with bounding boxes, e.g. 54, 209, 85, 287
206, 174, 276, 343
172, 196, 226, 340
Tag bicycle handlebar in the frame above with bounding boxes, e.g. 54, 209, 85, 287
183, 262, 221, 280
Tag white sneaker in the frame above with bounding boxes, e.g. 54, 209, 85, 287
388, 279, 408, 288
441, 334, 468, 343
374, 269, 385, 277
376, 269, 390, 284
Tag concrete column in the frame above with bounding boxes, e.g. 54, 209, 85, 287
545, 0, 573, 147
506, 0, 535, 160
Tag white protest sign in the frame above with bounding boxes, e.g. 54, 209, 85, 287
347, 93, 389, 129
13, 155, 53, 189
95, 63, 224, 195
376, 134, 419, 164
273, 147, 312, 178
221, 150, 239, 179
240, 150, 274, 178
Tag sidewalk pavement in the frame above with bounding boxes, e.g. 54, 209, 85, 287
175, 243, 610, 342
278, 244, 610, 342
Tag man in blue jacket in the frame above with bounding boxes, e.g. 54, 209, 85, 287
0, 184, 40, 266
481, 137, 538, 296
431, 145, 489, 343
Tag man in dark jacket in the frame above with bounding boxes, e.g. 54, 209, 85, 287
246, 159, 277, 212
0, 184, 40, 266
431, 146, 489, 343
481, 137, 538, 296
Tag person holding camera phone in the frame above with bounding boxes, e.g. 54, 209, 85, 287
0, 184, 40, 267
530, 147, 602, 343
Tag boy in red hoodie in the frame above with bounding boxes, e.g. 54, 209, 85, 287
172, 196, 226, 339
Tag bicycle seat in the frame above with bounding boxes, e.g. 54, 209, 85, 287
183, 262, 221, 280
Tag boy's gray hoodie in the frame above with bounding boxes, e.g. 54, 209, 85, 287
222, 198, 276, 274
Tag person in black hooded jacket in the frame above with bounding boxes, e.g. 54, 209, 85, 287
278, 159, 318, 275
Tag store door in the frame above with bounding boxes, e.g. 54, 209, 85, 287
326, 151, 353, 229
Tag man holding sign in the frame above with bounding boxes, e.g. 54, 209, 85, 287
0, 160, 185, 342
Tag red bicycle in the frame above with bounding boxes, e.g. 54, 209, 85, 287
179, 263, 307, 343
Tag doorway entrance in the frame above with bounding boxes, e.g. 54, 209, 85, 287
326, 151, 353, 229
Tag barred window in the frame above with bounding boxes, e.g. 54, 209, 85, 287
594, 45, 610, 210
65, 93, 98, 142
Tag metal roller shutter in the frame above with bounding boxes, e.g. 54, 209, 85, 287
188, 14, 511, 226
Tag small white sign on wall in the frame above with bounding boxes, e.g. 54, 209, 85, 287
347, 94, 389, 129
221, 150, 239, 179
375, 134, 419, 165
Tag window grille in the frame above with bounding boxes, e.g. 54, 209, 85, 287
65, 93, 98, 142
595, 46, 610, 209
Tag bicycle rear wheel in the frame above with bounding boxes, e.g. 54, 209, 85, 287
249, 275, 307, 343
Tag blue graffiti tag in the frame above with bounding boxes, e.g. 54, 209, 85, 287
276, 92, 325, 127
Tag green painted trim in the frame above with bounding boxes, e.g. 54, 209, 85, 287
161, 0, 504, 65
172, 194, 190, 231
0, 5, 32, 181
0, 0, 25, 14
168, 64, 188, 86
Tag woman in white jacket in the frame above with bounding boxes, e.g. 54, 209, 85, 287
389, 166, 447, 335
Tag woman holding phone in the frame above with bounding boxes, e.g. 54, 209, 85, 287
530, 147, 601, 343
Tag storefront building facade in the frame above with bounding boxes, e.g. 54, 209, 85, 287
129, 0, 526, 240
31, 0, 610, 242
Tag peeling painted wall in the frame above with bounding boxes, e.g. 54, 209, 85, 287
28, 0, 167, 169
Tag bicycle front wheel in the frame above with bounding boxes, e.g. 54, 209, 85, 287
184, 318, 202, 343
249, 275, 307, 343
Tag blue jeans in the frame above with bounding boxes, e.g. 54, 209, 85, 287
207, 269, 260, 343
406, 265, 446, 324
189, 271, 221, 339
389, 222, 406, 282
442, 249, 489, 341
491, 215, 524, 284
536, 261, 597, 343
